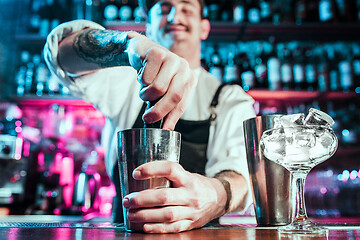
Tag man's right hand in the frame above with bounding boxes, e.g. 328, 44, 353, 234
126, 32, 195, 130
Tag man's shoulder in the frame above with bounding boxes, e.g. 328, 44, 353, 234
198, 68, 221, 89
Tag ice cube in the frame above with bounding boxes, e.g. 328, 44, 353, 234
279, 113, 305, 127
283, 145, 310, 164
304, 108, 335, 127
260, 129, 286, 161
292, 131, 316, 148
309, 130, 337, 160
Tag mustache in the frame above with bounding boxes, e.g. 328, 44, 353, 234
164, 23, 190, 33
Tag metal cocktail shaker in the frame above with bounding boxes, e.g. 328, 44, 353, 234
117, 128, 181, 232
243, 115, 293, 226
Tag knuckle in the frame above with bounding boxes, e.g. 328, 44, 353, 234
158, 191, 170, 205
152, 82, 167, 97
164, 209, 175, 222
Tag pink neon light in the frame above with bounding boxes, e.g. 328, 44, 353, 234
14, 137, 23, 160
15, 127, 22, 133
15, 120, 22, 127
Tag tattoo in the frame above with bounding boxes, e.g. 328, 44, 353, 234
73, 29, 130, 68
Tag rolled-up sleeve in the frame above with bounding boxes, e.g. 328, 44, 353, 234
43, 19, 105, 97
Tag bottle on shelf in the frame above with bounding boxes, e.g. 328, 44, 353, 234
271, 0, 282, 24
293, 46, 307, 90
233, 0, 246, 23
24, 57, 35, 95
351, 43, 360, 91
223, 47, 240, 83
15, 51, 31, 96
207, 0, 221, 21
133, 0, 145, 23
119, 0, 133, 22
305, 47, 318, 91
294, 0, 308, 25
254, 42, 269, 89
279, 44, 294, 90
247, 0, 261, 23
267, 40, 281, 90
325, 45, 339, 91
207, 45, 224, 82
318, 0, 338, 23
338, 44, 354, 92
259, 0, 272, 22
220, 0, 233, 21
103, 0, 120, 21
240, 53, 256, 91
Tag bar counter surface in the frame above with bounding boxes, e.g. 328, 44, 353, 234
0, 215, 359, 240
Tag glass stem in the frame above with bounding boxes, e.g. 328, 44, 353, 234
292, 171, 310, 223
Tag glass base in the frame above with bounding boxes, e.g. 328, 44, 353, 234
278, 219, 328, 235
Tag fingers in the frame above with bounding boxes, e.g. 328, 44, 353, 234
136, 46, 193, 128
143, 220, 193, 233
133, 161, 188, 186
128, 206, 194, 223
124, 188, 188, 209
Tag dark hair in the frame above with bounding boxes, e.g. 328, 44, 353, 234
138, 0, 205, 18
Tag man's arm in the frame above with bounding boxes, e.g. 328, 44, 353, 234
56, 28, 195, 130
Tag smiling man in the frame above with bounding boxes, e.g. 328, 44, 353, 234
44, 0, 256, 233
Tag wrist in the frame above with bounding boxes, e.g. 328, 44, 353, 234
214, 177, 232, 215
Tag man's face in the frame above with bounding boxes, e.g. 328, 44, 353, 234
146, 0, 209, 56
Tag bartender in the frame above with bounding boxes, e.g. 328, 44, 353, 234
44, 0, 256, 233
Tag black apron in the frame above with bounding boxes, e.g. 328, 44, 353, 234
112, 82, 230, 223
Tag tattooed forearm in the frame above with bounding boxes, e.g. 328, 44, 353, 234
73, 29, 131, 68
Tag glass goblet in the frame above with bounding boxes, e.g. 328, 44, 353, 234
260, 125, 338, 234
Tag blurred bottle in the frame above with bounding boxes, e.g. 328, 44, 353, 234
335, 0, 357, 22
267, 41, 281, 90
341, 104, 358, 146
119, 0, 132, 22
133, 0, 145, 23
279, 44, 294, 90
240, 53, 256, 91
220, 0, 232, 21
305, 48, 318, 91
103, 0, 120, 21
233, 0, 246, 23
293, 46, 307, 90
254, 43, 269, 89
207, 0, 221, 21
319, 0, 338, 23
327, 46, 340, 91
28, 0, 43, 33
15, 51, 31, 96
338, 45, 354, 92
208, 45, 224, 82
223, 48, 240, 83
24, 57, 35, 95
271, 0, 282, 24
351, 43, 360, 89
247, 0, 261, 23
295, 0, 307, 24
35, 57, 51, 96
259, 0, 271, 22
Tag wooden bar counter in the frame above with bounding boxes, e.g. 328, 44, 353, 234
0, 215, 359, 240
